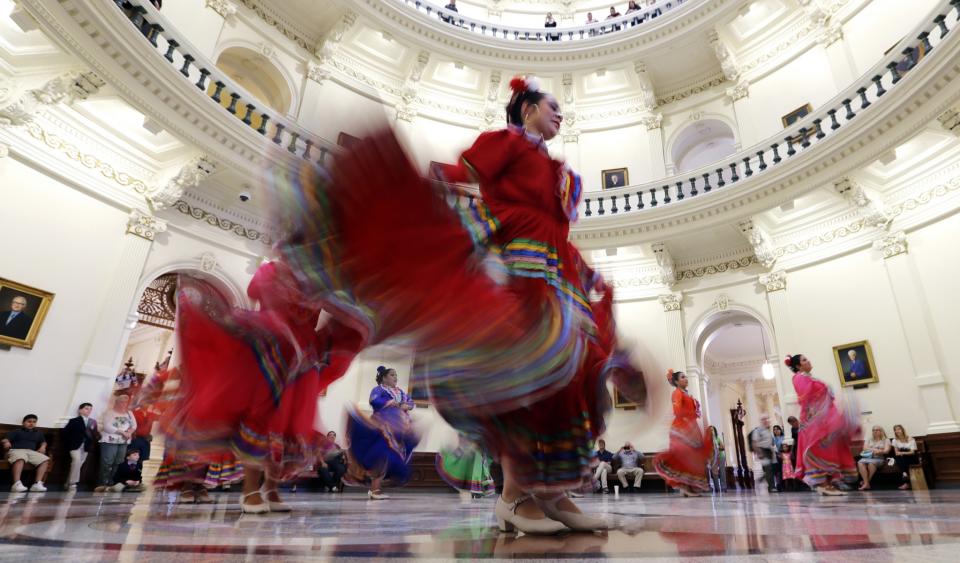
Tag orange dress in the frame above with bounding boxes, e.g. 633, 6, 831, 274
653, 388, 712, 493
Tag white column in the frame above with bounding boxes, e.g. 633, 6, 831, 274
64, 211, 166, 420
875, 232, 960, 434
823, 39, 857, 91
701, 372, 720, 428
744, 378, 759, 433
759, 271, 798, 417
659, 292, 703, 415
645, 124, 667, 178
763, 391, 778, 426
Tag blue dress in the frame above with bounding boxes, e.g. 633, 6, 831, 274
346, 385, 420, 486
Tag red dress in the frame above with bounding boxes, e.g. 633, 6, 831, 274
654, 388, 711, 493
792, 371, 857, 486
270, 126, 642, 491
166, 263, 362, 477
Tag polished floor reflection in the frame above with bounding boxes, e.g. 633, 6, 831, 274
1, 488, 959, 561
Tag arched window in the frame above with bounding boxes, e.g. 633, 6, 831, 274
671, 119, 736, 174
213, 47, 293, 124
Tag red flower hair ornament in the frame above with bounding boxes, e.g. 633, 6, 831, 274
509, 75, 541, 94
783, 355, 793, 367
665, 368, 675, 384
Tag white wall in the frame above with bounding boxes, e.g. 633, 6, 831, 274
0, 157, 129, 425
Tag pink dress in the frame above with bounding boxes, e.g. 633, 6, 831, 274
792, 371, 857, 486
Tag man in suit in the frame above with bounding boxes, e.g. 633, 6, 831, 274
0, 295, 33, 340
62, 402, 98, 491
847, 349, 868, 380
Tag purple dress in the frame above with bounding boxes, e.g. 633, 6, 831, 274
345, 385, 420, 486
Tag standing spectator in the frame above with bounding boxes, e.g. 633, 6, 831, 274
544, 12, 560, 41
615, 442, 645, 491
96, 393, 137, 492
115, 363, 136, 391
780, 443, 797, 491
748, 415, 777, 492
891, 424, 918, 490
593, 439, 615, 493
2, 414, 49, 492
707, 426, 726, 493
787, 416, 800, 467
606, 6, 622, 32
857, 425, 892, 491
626, 1, 642, 25
585, 12, 599, 37
318, 431, 348, 492
771, 424, 785, 491
130, 405, 158, 470
442, 0, 458, 24
111, 450, 144, 492
62, 402, 98, 491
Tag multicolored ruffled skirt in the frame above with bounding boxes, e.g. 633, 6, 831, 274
653, 418, 712, 493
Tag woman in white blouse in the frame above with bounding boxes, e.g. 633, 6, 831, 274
892, 424, 919, 490
856, 425, 891, 491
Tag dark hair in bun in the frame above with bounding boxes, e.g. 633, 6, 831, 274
783, 354, 803, 373
667, 370, 684, 388
376, 365, 394, 384
505, 77, 547, 127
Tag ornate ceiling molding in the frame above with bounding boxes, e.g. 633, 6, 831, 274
236, 0, 315, 52
171, 199, 274, 245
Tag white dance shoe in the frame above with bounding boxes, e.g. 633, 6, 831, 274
261, 488, 292, 512
533, 494, 614, 532
495, 495, 568, 535
240, 491, 270, 514
368, 489, 390, 500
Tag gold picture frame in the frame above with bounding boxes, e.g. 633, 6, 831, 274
601, 167, 629, 190
613, 388, 640, 409
832, 340, 879, 387
0, 278, 55, 350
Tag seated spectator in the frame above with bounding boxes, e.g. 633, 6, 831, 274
857, 425, 891, 491
318, 431, 348, 492
585, 12, 599, 37
544, 12, 560, 41
616, 441, 644, 491
2, 414, 49, 492
62, 402, 98, 491
111, 450, 143, 492
891, 424, 919, 490
96, 393, 137, 492
442, 0, 458, 24
593, 439, 615, 493
606, 6, 622, 32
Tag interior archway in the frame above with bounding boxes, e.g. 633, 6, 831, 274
214, 46, 292, 117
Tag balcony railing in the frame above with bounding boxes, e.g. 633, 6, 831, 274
112, 0, 338, 168
395, 0, 690, 43
576, 0, 960, 218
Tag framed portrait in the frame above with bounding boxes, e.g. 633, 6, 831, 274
0, 278, 55, 349
407, 378, 431, 407
781, 103, 813, 128
613, 388, 640, 409
601, 167, 629, 190
337, 131, 361, 149
833, 340, 879, 387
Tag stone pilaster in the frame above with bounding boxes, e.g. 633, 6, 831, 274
875, 232, 960, 434
64, 211, 167, 419
758, 270, 798, 416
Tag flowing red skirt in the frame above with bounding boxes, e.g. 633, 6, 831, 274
654, 418, 712, 493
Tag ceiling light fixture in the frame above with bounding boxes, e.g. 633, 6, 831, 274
759, 324, 775, 380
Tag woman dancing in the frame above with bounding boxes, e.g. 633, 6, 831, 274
166, 263, 362, 513
345, 366, 418, 500
437, 435, 496, 498
267, 75, 643, 533
653, 370, 711, 497
785, 354, 857, 495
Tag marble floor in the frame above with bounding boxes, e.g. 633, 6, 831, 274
0, 488, 958, 562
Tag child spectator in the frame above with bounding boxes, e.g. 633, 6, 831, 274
111, 450, 144, 492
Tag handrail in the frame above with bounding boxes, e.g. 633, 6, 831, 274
573, 0, 960, 219
395, 0, 691, 43
111, 0, 339, 167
